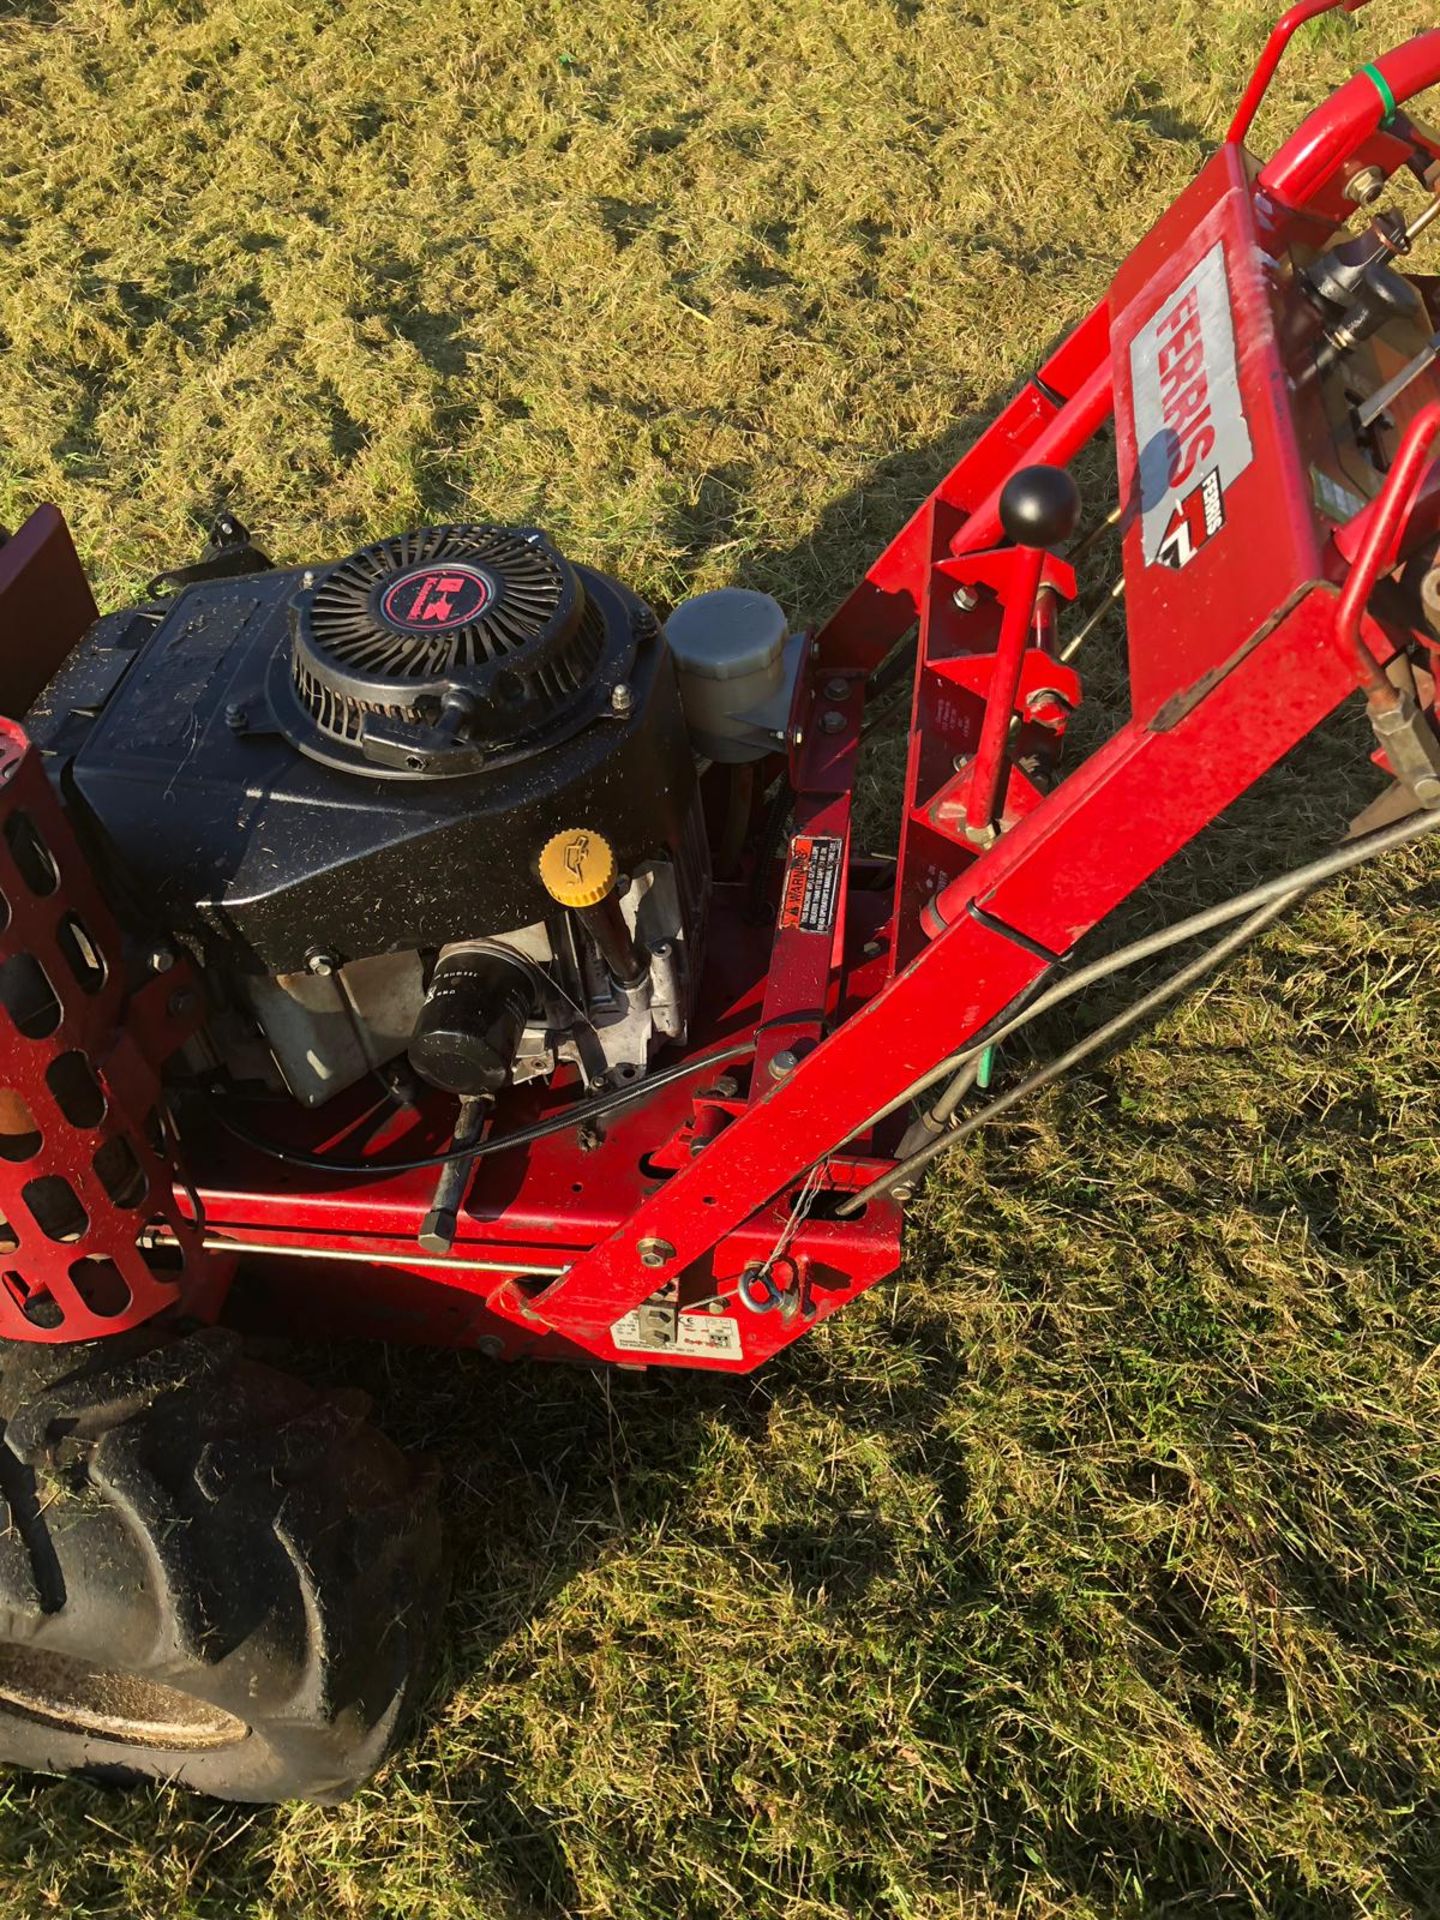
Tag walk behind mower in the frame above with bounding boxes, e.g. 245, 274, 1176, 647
0, 0, 1437, 1803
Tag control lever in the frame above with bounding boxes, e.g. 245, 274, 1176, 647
963, 465, 1080, 844
418, 1093, 492, 1255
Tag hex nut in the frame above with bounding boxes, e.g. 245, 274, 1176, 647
1346, 165, 1387, 206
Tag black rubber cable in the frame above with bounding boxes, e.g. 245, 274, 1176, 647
837, 799, 1440, 1214
845, 798, 1440, 1148
204, 1037, 756, 1177
835, 888, 1295, 1216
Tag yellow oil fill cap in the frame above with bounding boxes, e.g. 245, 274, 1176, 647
538, 828, 618, 909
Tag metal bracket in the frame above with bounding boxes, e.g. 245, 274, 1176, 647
1370, 689, 1440, 807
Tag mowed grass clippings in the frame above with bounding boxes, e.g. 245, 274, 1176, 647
4, 0, 1440, 1913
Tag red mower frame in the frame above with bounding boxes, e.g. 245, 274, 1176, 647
3, 1, 1440, 1374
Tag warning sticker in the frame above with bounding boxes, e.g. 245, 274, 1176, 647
1129, 239, 1254, 572
676, 1314, 743, 1359
610, 1308, 743, 1360
778, 834, 844, 935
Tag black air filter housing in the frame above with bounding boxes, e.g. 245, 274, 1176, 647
29, 526, 699, 975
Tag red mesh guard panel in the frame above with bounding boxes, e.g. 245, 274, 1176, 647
0, 718, 209, 1340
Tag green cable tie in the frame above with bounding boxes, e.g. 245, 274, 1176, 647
1361, 63, 1398, 128
977, 1045, 996, 1092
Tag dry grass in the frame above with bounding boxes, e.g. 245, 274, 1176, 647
5, 0, 1440, 1913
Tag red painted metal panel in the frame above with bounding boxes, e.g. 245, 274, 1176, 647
0, 508, 99, 719
0, 722, 212, 1340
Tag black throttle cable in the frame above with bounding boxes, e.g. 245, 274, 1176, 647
835, 801, 1440, 1214
204, 1037, 756, 1177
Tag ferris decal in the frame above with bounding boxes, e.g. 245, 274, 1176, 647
1129, 240, 1253, 571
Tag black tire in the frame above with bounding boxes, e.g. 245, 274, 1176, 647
0, 1323, 443, 1804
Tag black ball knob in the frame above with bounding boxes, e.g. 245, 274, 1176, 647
998, 465, 1082, 550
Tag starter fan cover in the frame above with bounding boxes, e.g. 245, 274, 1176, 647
288, 524, 605, 768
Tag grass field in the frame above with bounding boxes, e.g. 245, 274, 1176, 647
6, 0, 1440, 1913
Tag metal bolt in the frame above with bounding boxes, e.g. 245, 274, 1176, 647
953, 753, 970, 773
1347, 165, 1387, 206
823, 677, 850, 700
820, 709, 846, 735
769, 1048, 800, 1080
707, 1298, 728, 1315
638, 1236, 675, 1269
475, 1336, 505, 1362
790, 725, 805, 748
809, 637, 822, 659
224, 702, 248, 733
419, 1206, 458, 1255
892, 1182, 916, 1203
149, 945, 176, 975
305, 950, 340, 977
953, 584, 979, 612
578, 1123, 604, 1152
611, 682, 634, 714
167, 987, 196, 1017
300, 569, 316, 591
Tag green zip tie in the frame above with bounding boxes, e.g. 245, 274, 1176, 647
1361, 63, 1398, 127
977, 1045, 996, 1093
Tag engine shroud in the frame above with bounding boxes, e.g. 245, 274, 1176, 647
30, 527, 698, 976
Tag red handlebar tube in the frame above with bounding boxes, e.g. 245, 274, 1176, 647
1228, 0, 1373, 150
1336, 403, 1440, 703
1259, 28, 1440, 209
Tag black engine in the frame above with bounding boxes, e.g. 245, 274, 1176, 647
30, 521, 710, 1107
